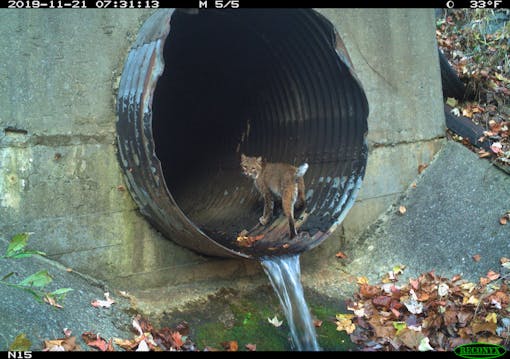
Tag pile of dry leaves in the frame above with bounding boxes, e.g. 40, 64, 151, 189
335, 259, 510, 351
42, 315, 197, 352
436, 9, 510, 169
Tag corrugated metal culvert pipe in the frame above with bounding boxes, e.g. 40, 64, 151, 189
116, 9, 369, 259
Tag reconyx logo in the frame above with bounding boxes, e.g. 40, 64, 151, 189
454, 343, 506, 359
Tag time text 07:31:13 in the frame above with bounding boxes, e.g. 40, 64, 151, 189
7, 0, 160, 8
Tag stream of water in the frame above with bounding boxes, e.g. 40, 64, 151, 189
260, 254, 321, 351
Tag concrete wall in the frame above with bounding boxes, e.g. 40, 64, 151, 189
324, 8, 446, 231
0, 9, 445, 291
304, 9, 445, 265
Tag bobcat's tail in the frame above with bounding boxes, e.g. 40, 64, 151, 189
295, 163, 309, 178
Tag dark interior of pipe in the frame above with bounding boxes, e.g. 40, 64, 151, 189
151, 9, 367, 256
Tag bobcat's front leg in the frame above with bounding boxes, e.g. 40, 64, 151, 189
259, 192, 274, 226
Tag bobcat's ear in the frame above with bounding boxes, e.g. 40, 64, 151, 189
256, 156, 262, 163
241, 153, 246, 160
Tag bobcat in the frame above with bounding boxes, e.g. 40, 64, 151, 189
240, 154, 308, 238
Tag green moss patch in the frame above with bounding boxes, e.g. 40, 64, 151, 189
158, 286, 358, 351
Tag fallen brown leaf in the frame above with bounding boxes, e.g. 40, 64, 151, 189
62, 336, 80, 351
480, 277, 491, 286
113, 338, 139, 351
335, 251, 347, 259
357, 276, 369, 285
106, 339, 115, 352
221, 341, 238, 352
236, 234, 264, 248
451, 274, 462, 282
416, 291, 430, 302
488, 290, 509, 308
478, 149, 491, 158
368, 316, 396, 338
443, 309, 458, 326
409, 278, 419, 290
372, 295, 391, 309
82, 332, 109, 352
472, 254, 481, 262
171, 331, 184, 350
486, 271, 500, 281
359, 284, 380, 298
204, 346, 220, 351
391, 308, 401, 318
336, 314, 356, 334
457, 311, 473, 327
397, 328, 425, 350
43, 339, 64, 351
313, 319, 323, 328
118, 290, 130, 298
175, 321, 190, 336
418, 164, 428, 174
471, 320, 497, 335
138, 316, 153, 333
91, 292, 115, 308
43, 295, 63, 309
476, 336, 503, 345
245, 343, 257, 351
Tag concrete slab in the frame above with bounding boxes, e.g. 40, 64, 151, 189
332, 139, 445, 241
0, 245, 133, 351
345, 141, 509, 284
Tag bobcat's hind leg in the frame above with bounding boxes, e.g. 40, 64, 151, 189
259, 193, 274, 226
295, 179, 306, 209
282, 189, 298, 238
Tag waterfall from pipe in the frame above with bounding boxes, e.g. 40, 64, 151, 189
261, 254, 321, 351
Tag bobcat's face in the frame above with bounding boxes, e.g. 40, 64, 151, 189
241, 154, 263, 180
